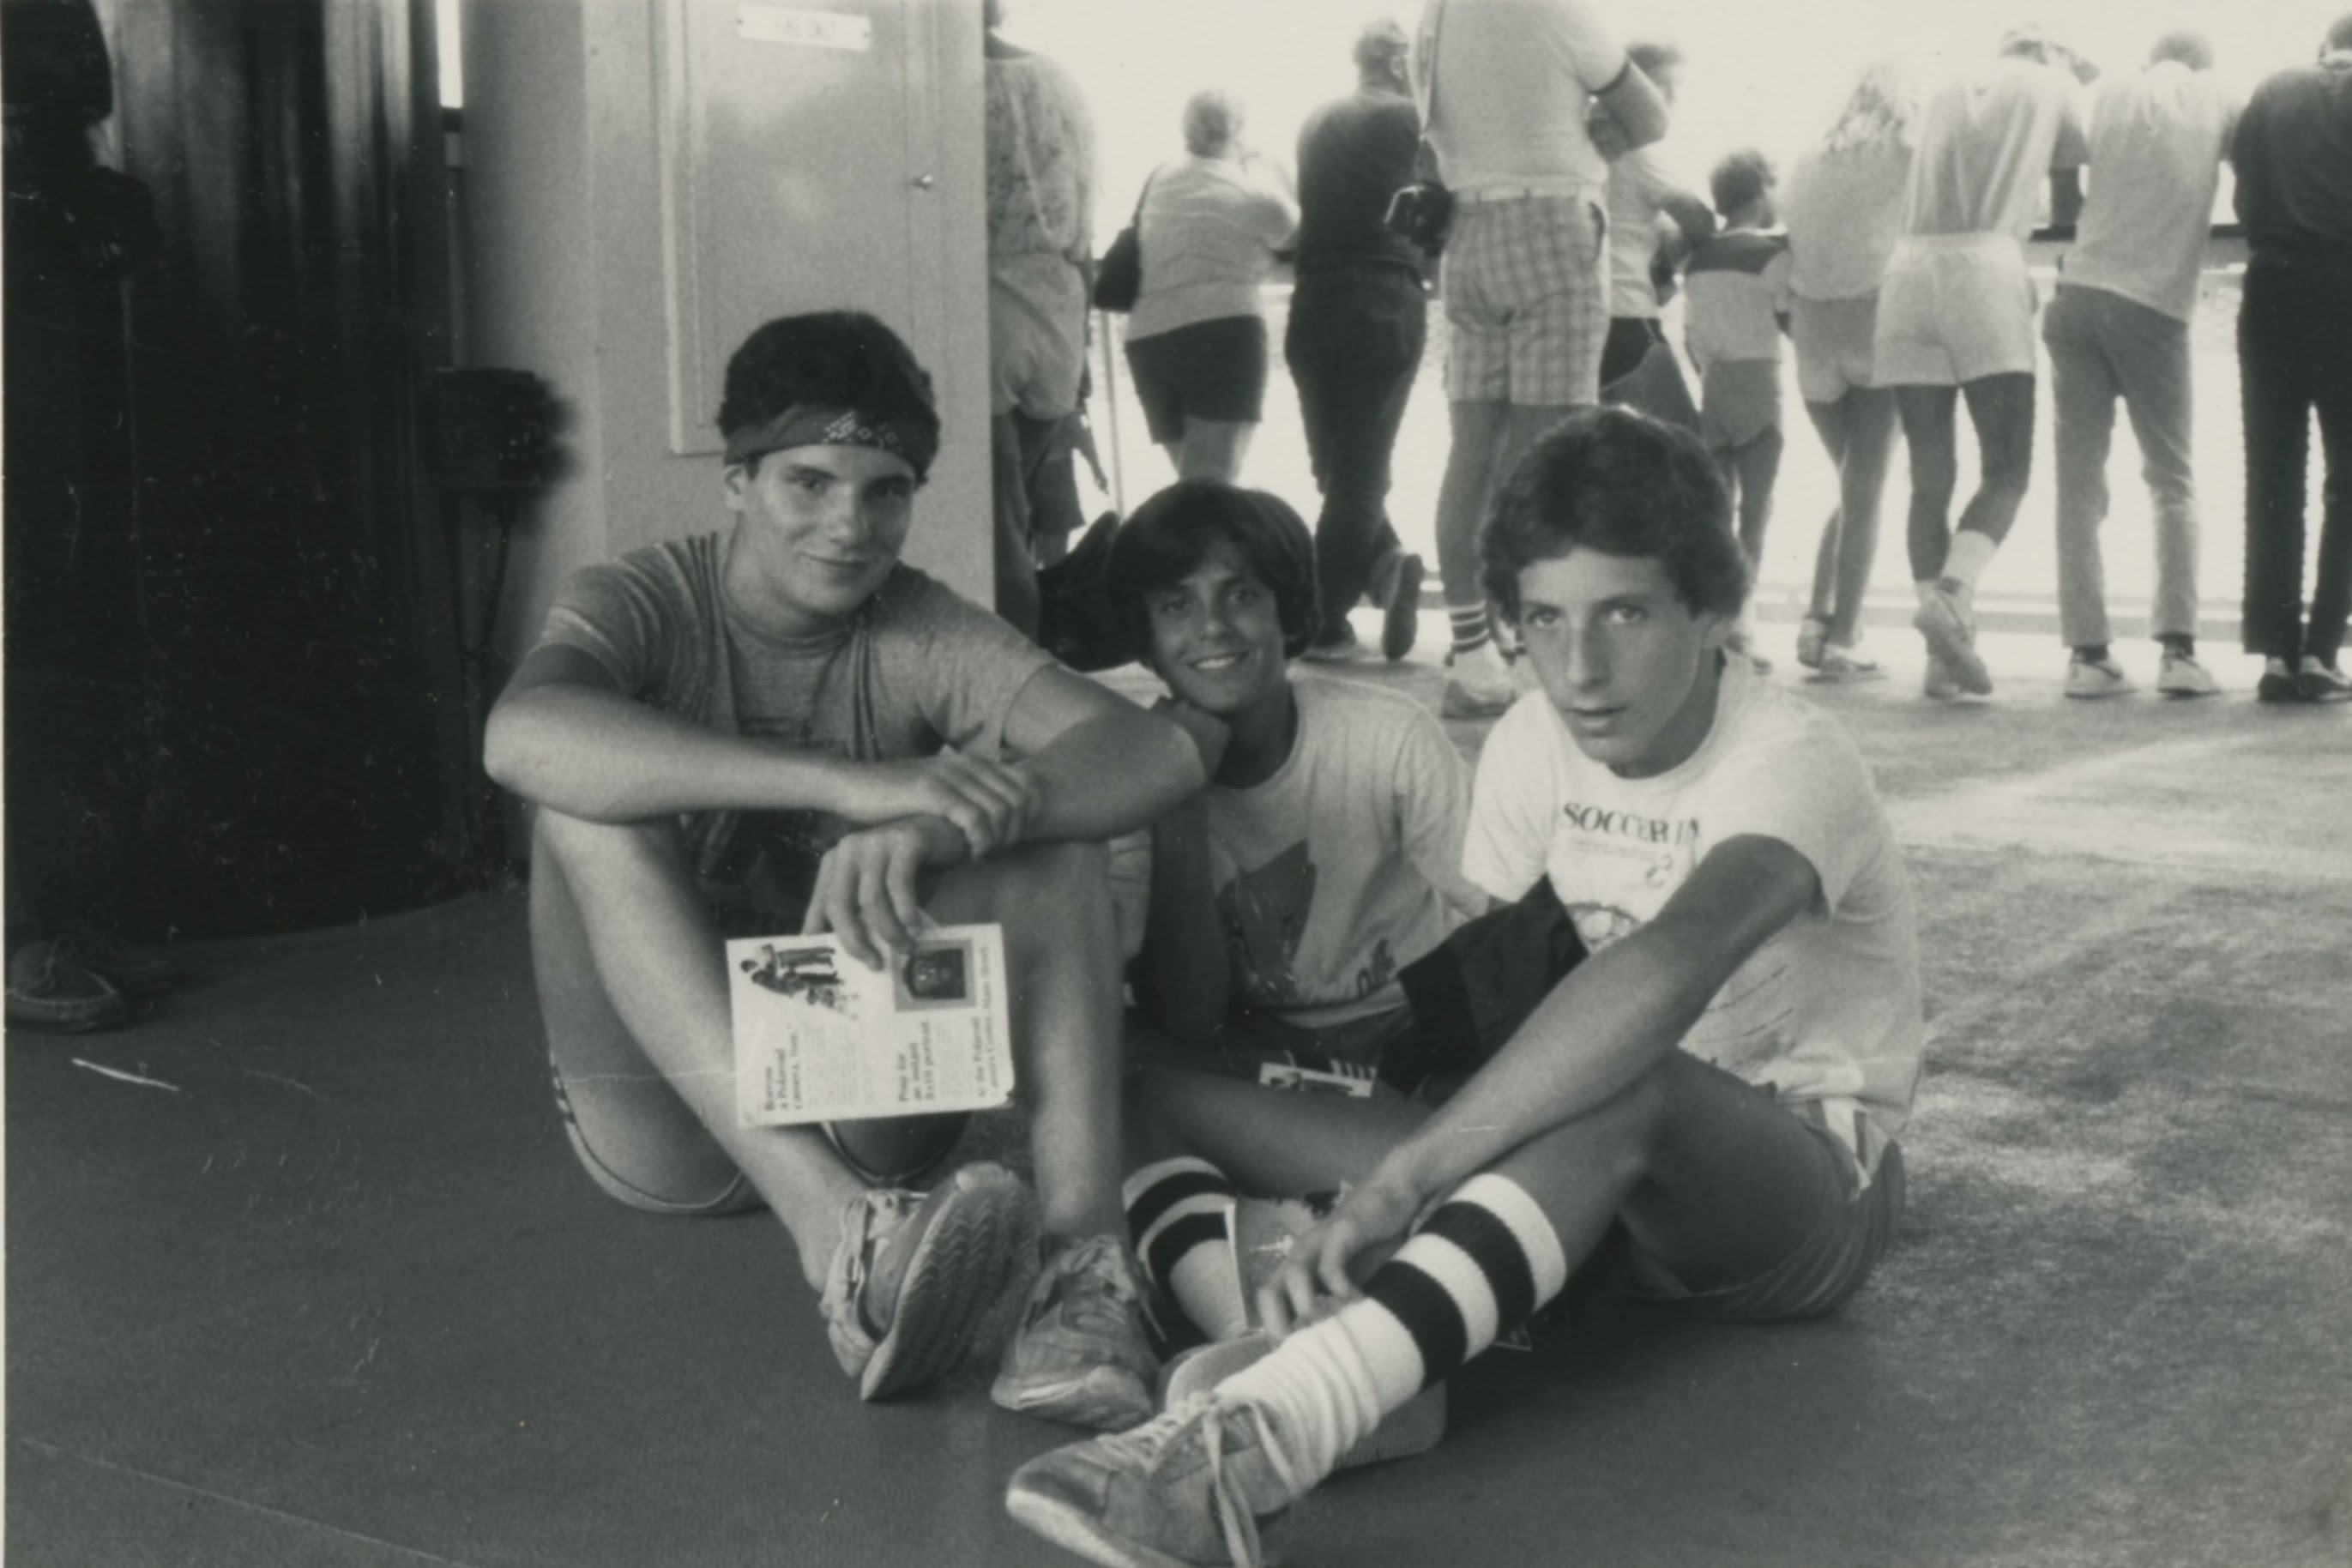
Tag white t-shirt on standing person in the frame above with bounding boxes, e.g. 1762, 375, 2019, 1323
1905, 55, 2090, 244
2060, 61, 2237, 323
1461, 659, 1923, 1180
1418, 0, 1629, 197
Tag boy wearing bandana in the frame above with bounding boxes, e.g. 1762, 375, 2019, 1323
485, 311, 1216, 1428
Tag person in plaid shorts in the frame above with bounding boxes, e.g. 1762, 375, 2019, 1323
1414, 0, 1672, 719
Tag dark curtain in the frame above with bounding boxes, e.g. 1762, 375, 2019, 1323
6, 0, 471, 940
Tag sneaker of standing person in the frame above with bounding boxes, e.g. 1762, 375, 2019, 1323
56, 932, 182, 998
1440, 638, 1518, 719
821, 1163, 1040, 1402
1913, 581, 1992, 695
2256, 656, 2304, 703
2296, 655, 2352, 703
2064, 649, 2132, 699
2155, 648, 2220, 697
5, 941, 134, 1034
992, 1233, 1163, 1431
1795, 613, 1830, 671
1813, 642, 1884, 682
1375, 551, 1426, 661
1923, 651, 1962, 701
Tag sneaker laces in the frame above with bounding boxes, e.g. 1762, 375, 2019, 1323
1101, 1393, 1310, 1568
826, 1187, 914, 1338
1037, 1234, 1161, 1342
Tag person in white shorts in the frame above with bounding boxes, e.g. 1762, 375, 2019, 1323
2043, 32, 2236, 701
1414, 0, 1670, 718
1782, 63, 1916, 681
1875, 27, 2090, 698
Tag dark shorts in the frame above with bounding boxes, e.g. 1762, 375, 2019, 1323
1124, 315, 1269, 442
1598, 316, 1667, 390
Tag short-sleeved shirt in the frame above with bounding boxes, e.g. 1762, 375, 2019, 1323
1127, 155, 1299, 342
1683, 229, 1792, 373
1905, 56, 2090, 244
1417, 0, 1627, 197
1604, 144, 1692, 317
1782, 142, 1913, 302
1293, 86, 1428, 281
536, 534, 1054, 909
1196, 675, 1487, 1028
1462, 659, 1924, 1167
2232, 52, 2352, 267
2063, 62, 2235, 323
985, 50, 1095, 262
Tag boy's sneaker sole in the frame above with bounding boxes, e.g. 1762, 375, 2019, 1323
861, 1167, 1039, 1401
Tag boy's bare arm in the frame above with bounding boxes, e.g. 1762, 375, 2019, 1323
485, 645, 1038, 853
1373, 835, 1820, 1207
999, 666, 1220, 843
1592, 61, 1672, 153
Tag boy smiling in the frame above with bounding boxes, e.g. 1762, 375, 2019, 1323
485, 312, 1210, 1429
1007, 407, 1924, 1568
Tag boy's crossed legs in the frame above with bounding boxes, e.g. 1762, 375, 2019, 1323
1011, 1040, 1902, 1566
531, 811, 1156, 1424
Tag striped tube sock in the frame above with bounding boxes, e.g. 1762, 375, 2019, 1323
1447, 604, 1493, 658
1217, 1173, 1569, 1487
1125, 1156, 1250, 1342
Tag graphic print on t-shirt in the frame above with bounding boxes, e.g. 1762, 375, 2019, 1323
1217, 840, 1318, 1006
1555, 799, 1700, 953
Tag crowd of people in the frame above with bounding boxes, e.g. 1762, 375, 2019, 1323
988, 3, 2352, 711
482, 8, 2349, 1568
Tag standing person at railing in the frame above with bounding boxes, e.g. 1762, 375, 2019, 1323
1782, 62, 1916, 683
1123, 90, 1299, 486
2043, 32, 2237, 702
2233, 13, 2352, 704
1284, 18, 1434, 666
1875, 26, 2090, 701
1414, 0, 1672, 719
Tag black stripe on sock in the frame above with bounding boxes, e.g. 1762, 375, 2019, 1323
1419, 1199, 1540, 1331
1366, 1260, 1468, 1386
1125, 1169, 1235, 1244
1143, 1209, 1232, 1293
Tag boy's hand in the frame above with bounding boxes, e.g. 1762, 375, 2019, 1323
834, 754, 1040, 859
1257, 1173, 1424, 1336
801, 817, 963, 969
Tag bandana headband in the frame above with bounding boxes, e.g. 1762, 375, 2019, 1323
722, 403, 937, 478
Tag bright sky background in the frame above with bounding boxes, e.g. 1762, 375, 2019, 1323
999, 0, 2347, 244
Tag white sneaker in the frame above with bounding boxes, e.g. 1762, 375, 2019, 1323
1912, 583, 1993, 696
1923, 652, 1960, 701
2064, 654, 2132, 699
1441, 641, 1517, 719
2155, 650, 2220, 697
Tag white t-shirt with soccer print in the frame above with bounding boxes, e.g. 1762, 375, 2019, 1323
1461, 658, 1923, 1179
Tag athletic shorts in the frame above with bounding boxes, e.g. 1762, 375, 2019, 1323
1402, 879, 1906, 1322
1790, 292, 1881, 404
1131, 1004, 1422, 1100
989, 251, 1089, 419
1124, 315, 1269, 443
1599, 315, 1667, 390
1440, 193, 1611, 407
1699, 359, 1783, 452
1873, 232, 2040, 386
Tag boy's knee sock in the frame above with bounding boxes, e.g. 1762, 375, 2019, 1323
1446, 603, 1493, 658
1938, 528, 1999, 594
1125, 1156, 1249, 1342
1218, 1173, 1569, 1487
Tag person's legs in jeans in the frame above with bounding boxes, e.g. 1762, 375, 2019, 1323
2238, 262, 2313, 663
2105, 294, 2203, 660
2045, 288, 2122, 656
2302, 272, 2352, 669
990, 411, 1042, 638
1287, 270, 1425, 634
1732, 424, 1785, 565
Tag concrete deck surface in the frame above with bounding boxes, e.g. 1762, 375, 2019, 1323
9, 630, 2349, 1568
